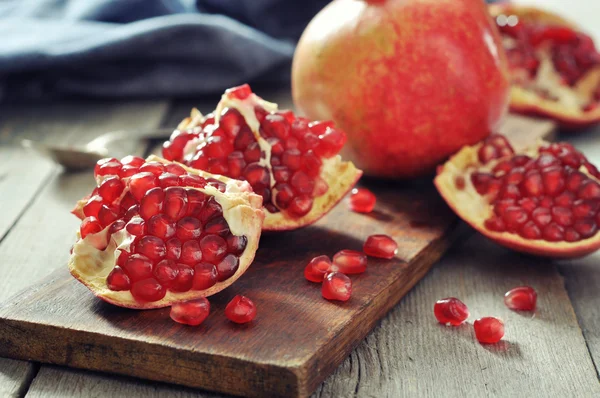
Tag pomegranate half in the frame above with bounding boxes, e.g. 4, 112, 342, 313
435, 135, 600, 258
490, 4, 600, 128
161, 84, 362, 230
70, 155, 264, 309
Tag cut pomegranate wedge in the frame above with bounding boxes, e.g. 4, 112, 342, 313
435, 134, 600, 258
161, 84, 362, 230
490, 4, 600, 128
70, 156, 264, 309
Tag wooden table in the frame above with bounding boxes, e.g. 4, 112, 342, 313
1, 89, 599, 397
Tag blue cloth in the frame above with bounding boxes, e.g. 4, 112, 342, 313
0, 0, 329, 99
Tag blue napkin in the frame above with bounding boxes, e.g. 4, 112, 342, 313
0, 0, 328, 99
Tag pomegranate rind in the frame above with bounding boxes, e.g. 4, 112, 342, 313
69, 157, 264, 309
489, 4, 600, 128
434, 140, 600, 258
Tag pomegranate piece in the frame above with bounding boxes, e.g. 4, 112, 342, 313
69, 156, 264, 309
490, 4, 600, 127
304, 255, 333, 283
504, 286, 537, 311
433, 297, 469, 326
322, 272, 352, 302
161, 84, 362, 231
332, 250, 367, 274
170, 298, 210, 326
473, 317, 505, 344
435, 135, 600, 258
225, 295, 257, 324
348, 188, 376, 213
363, 234, 398, 259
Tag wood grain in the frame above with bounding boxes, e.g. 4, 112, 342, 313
0, 100, 169, 397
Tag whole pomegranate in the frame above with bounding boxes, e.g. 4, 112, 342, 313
292, 0, 511, 178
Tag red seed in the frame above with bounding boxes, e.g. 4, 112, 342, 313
124, 254, 154, 282
170, 298, 210, 326
147, 214, 175, 240
541, 167, 565, 196
185, 189, 207, 217
80, 216, 103, 239
531, 207, 552, 227
135, 236, 166, 262
83, 195, 104, 218
504, 286, 537, 311
226, 234, 247, 255
199, 234, 228, 263
322, 272, 352, 302
130, 278, 166, 302
158, 173, 179, 188
551, 206, 573, 227
578, 180, 600, 200
542, 222, 565, 242
95, 158, 122, 178
153, 259, 178, 287
204, 217, 230, 237
314, 127, 346, 158
166, 238, 182, 261
98, 177, 124, 203
573, 218, 598, 239
473, 317, 505, 344
332, 250, 367, 274
200, 197, 223, 223
216, 254, 239, 281
226, 83, 252, 100
433, 297, 469, 326
180, 240, 203, 265
139, 187, 164, 220
126, 217, 146, 236
129, 172, 158, 201
98, 205, 119, 227
192, 263, 218, 290
363, 234, 398, 259
139, 161, 165, 176
170, 264, 195, 292
176, 217, 202, 241
106, 266, 131, 291
108, 219, 126, 235
179, 174, 207, 189
520, 221, 542, 239
485, 216, 506, 232
121, 155, 145, 167
225, 295, 257, 324
348, 188, 376, 213
288, 195, 313, 217
304, 255, 333, 283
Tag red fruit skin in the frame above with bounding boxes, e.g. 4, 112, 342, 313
504, 286, 537, 311
292, 0, 510, 178
474, 317, 505, 344
434, 297, 469, 326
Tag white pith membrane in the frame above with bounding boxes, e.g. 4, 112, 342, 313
435, 139, 600, 258
69, 156, 264, 309
490, 5, 600, 126
173, 90, 362, 231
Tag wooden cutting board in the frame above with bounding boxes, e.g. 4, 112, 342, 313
0, 115, 555, 398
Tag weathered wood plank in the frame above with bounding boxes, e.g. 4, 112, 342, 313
0, 100, 168, 397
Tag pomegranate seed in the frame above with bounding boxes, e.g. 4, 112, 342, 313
166, 238, 182, 260
126, 217, 146, 236
176, 217, 202, 241
303, 151, 322, 177
226, 235, 247, 255
520, 172, 543, 196
348, 188, 376, 213
121, 155, 145, 167
542, 222, 564, 242
531, 207, 552, 227
108, 219, 126, 235
124, 254, 154, 282
204, 217, 230, 237
80, 216, 103, 239
574, 218, 598, 239
282, 149, 302, 170
95, 157, 122, 177
200, 197, 223, 223
170, 264, 195, 292
119, 165, 140, 178
226, 84, 252, 100
578, 180, 600, 200
129, 172, 157, 201
263, 114, 290, 140
551, 206, 573, 227
179, 174, 207, 189
504, 286, 537, 311
180, 240, 203, 265
225, 295, 257, 324
554, 191, 575, 207
304, 255, 333, 283
139, 161, 165, 176
290, 171, 314, 195
106, 266, 131, 291
473, 317, 504, 344
185, 189, 206, 216
153, 259, 178, 287
83, 195, 104, 218
147, 214, 175, 240
199, 234, 227, 263
216, 254, 239, 281
322, 272, 352, 302
158, 173, 179, 188
541, 167, 565, 196
116, 250, 129, 267
98, 177, 124, 203
332, 250, 367, 274
170, 298, 210, 326
130, 278, 166, 302
140, 188, 164, 220
288, 195, 313, 217
135, 236, 166, 262
192, 262, 218, 290
485, 216, 506, 232
163, 187, 188, 221
520, 221, 542, 239
363, 235, 398, 259
433, 297, 469, 326
165, 163, 186, 176
98, 205, 119, 227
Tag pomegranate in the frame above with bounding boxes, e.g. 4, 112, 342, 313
474, 317, 505, 344
292, 0, 510, 178
435, 134, 600, 258
70, 156, 264, 309
434, 298, 470, 326
490, 4, 600, 128
225, 295, 257, 324
504, 286, 537, 311
161, 84, 362, 230
348, 188, 376, 213
332, 250, 367, 275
